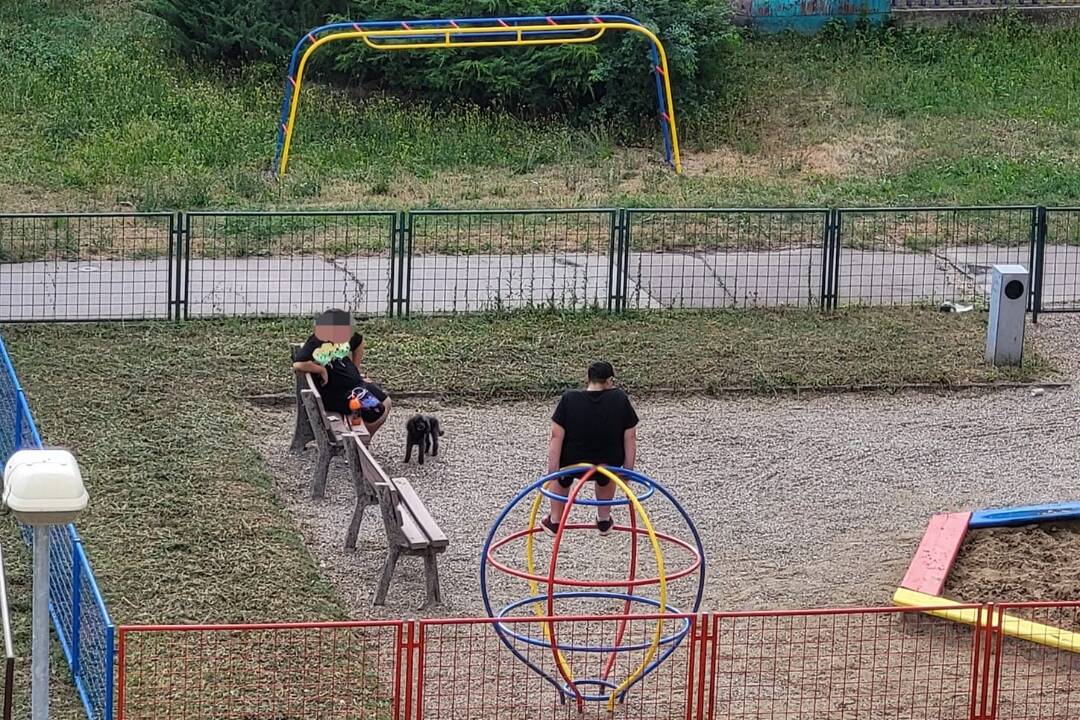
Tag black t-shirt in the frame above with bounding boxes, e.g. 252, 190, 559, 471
295, 333, 380, 414
552, 388, 639, 468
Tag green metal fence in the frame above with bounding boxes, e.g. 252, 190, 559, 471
1, 206, 1076, 321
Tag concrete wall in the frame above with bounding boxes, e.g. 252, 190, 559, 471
734, 0, 1080, 32
734, 0, 889, 33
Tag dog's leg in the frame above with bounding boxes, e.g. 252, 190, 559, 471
431, 429, 439, 456
405, 438, 414, 463
418, 439, 425, 465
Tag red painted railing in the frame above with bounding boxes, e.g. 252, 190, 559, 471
115, 603, 1080, 720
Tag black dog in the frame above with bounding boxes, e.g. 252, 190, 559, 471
405, 414, 443, 465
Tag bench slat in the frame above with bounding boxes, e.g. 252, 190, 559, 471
396, 503, 430, 550
354, 438, 392, 486
391, 477, 448, 549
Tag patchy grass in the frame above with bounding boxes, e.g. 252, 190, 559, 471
277, 308, 1049, 395
2, 2, 1079, 211
0, 326, 345, 626
0, 527, 90, 720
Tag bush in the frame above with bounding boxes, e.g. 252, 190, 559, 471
143, 0, 348, 63
332, 0, 739, 133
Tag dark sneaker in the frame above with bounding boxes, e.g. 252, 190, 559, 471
541, 515, 560, 537
596, 517, 614, 536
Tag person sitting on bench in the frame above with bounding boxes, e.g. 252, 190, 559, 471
292, 308, 392, 435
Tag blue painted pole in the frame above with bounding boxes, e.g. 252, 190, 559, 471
70, 540, 84, 680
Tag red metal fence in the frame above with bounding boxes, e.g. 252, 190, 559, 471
990, 603, 1080, 720
115, 603, 1080, 720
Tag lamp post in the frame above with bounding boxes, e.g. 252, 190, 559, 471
3, 449, 89, 720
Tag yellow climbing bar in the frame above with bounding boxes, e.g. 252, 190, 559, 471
523, 465, 668, 709
277, 21, 682, 177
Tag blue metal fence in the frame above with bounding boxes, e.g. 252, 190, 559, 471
0, 332, 114, 720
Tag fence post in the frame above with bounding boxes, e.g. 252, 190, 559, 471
819, 211, 831, 311
821, 210, 841, 311
608, 210, 627, 312
1031, 207, 1047, 323
393, 213, 412, 318
388, 214, 398, 318
830, 209, 843, 310
399, 620, 417, 720
689, 613, 712, 720
167, 214, 176, 322
620, 209, 632, 312
967, 603, 1000, 720
606, 210, 616, 312
69, 537, 83, 681
985, 603, 1007, 720
103, 622, 115, 720
173, 213, 189, 323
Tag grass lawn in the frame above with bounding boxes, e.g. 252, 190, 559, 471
2, 2, 1079, 211
0, 307, 1055, 715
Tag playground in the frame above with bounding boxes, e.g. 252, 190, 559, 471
1, 5, 1080, 718
257, 315, 1080, 621
148, 312, 1070, 720
0, 287, 1076, 719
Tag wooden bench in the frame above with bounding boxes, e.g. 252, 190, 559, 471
342, 432, 447, 608
290, 345, 370, 498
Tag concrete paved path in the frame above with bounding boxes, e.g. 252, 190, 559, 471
2, 246, 1077, 320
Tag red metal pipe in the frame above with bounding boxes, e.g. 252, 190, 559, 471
601, 488, 639, 681
545, 470, 594, 708
486, 524, 700, 587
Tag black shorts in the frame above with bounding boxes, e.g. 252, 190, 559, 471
556, 467, 612, 488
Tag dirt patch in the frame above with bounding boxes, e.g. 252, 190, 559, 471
315, 124, 914, 211
806, 123, 910, 178
945, 521, 1080, 631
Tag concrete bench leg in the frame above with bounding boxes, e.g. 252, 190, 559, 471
291, 404, 314, 454
423, 552, 442, 609
373, 547, 400, 606
301, 389, 337, 499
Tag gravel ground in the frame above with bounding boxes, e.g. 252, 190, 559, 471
253, 316, 1080, 621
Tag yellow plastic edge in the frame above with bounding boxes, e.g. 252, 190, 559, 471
893, 587, 1080, 654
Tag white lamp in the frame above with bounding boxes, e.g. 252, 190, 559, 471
4, 449, 88, 525
3, 448, 89, 720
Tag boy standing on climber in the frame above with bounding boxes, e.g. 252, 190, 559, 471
292, 308, 392, 435
543, 361, 639, 536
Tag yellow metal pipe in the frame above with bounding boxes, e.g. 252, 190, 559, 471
277, 21, 682, 177
521, 464, 669, 707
